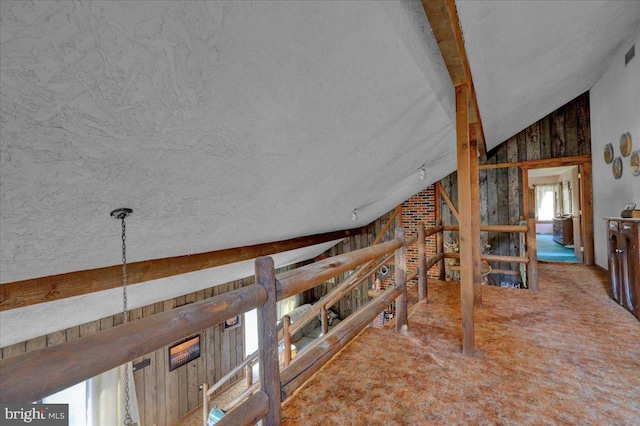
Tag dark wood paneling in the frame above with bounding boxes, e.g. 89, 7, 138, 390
438, 92, 591, 286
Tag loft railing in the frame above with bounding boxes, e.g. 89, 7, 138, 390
415, 219, 539, 294
0, 227, 410, 426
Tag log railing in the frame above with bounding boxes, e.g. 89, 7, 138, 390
416, 221, 538, 293
0, 227, 410, 426
205, 209, 404, 422
201, 348, 260, 421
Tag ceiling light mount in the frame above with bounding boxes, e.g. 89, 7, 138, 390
110, 207, 133, 220
418, 165, 426, 180
352, 209, 358, 221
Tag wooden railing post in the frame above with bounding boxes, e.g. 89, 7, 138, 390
283, 315, 292, 367
436, 219, 446, 280
526, 217, 540, 291
418, 224, 427, 302
255, 257, 282, 425
246, 364, 253, 387
202, 382, 210, 425
395, 227, 408, 333
320, 305, 329, 335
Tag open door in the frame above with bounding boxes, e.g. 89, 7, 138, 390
527, 166, 582, 263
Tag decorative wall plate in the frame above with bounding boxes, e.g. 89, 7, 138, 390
631, 150, 640, 177
620, 132, 632, 157
612, 156, 623, 179
604, 143, 614, 164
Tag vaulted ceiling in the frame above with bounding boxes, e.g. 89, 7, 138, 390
1, 0, 639, 345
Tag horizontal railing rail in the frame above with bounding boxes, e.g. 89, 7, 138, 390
417, 219, 538, 292
0, 286, 267, 403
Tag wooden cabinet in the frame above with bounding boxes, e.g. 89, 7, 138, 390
606, 218, 640, 320
553, 217, 573, 245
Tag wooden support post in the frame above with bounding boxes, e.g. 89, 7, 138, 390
255, 257, 282, 425
283, 315, 292, 367
395, 227, 408, 333
470, 122, 482, 307
320, 306, 329, 335
456, 84, 476, 356
436, 219, 446, 280
526, 217, 540, 291
417, 224, 427, 302
581, 162, 594, 266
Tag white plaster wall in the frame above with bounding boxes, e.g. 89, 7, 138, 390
590, 31, 640, 268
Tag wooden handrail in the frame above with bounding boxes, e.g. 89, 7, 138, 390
222, 382, 260, 413
424, 224, 444, 237
217, 389, 268, 426
205, 349, 259, 398
445, 252, 529, 264
425, 253, 445, 271
276, 251, 395, 345
275, 238, 403, 300
0, 285, 267, 403
443, 224, 528, 233
280, 234, 417, 344
280, 284, 403, 400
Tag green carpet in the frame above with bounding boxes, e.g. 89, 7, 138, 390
536, 234, 580, 262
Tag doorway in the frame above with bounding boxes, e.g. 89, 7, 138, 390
527, 165, 583, 263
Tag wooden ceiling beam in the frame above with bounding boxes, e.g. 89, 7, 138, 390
421, 0, 487, 160
0, 227, 367, 312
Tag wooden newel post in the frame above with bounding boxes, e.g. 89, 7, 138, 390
395, 227, 408, 333
283, 315, 292, 367
526, 217, 540, 291
436, 219, 446, 280
255, 257, 282, 425
417, 223, 427, 302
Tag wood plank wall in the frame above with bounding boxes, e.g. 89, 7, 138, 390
438, 92, 591, 285
1, 277, 251, 425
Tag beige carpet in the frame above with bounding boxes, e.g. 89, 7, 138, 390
281, 264, 640, 425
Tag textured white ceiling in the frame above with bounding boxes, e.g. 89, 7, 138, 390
1, 0, 639, 343
0, 0, 455, 285
456, 0, 640, 149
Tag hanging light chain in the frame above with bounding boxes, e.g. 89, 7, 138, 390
121, 217, 129, 324
112, 208, 135, 426
120, 216, 133, 426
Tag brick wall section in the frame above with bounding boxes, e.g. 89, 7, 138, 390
401, 185, 439, 279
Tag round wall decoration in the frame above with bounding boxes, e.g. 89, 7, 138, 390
604, 143, 614, 164
620, 132, 632, 157
631, 150, 640, 177
612, 156, 623, 179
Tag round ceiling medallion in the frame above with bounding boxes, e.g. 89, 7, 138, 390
612, 156, 623, 179
620, 132, 632, 157
603, 143, 614, 164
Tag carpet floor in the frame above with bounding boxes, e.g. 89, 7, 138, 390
536, 234, 580, 263
281, 264, 640, 425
